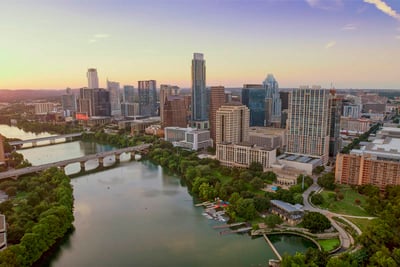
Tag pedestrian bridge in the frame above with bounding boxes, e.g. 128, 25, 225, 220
0, 144, 151, 180
9, 133, 82, 149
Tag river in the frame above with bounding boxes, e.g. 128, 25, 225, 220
0, 125, 315, 267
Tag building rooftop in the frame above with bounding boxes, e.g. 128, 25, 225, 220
271, 200, 303, 213
352, 137, 400, 159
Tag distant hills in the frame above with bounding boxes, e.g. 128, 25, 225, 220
0, 89, 71, 102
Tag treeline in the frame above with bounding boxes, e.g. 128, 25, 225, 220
146, 139, 313, 222
0, 167, 74, 266
16, 120, 81, 135
341, 123, 381, 154
81, 131, 157, 148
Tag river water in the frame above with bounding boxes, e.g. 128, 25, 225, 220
0, 125, 315, 267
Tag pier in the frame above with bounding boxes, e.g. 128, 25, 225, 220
263, 234, 282, 261
212, 222, 247, 229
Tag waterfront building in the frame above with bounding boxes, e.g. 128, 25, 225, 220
87, 68, 99, 89
329, 90, 342, 157
216, 142, 276, 170
215, 103, 249, 145
130, 117, 161, 135
263, 74, 281, 126
164, 127, 212, 150
107, 80, 121, 116
191, 53, 208, 128
286, 86, 330, 165
270, 200, 304, 226
241, 84, 266, 126
138, 80, 157, 116
77, 88, 111, 117
61, 88, 77, 117
209, 86, 226, 144
160, 84, 180, 126
123, 85, 135, 103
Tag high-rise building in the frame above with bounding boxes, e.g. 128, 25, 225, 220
209, 86, 226, 144
286, 86, 330, 165
107, 80, 121, 116
87, 68, 99, 89
160, 84, 179, 126
279, 92, 290, 111
77, 88, 111, 117
191, 53, 208, 127
138, 80, 157, 116
163, 96, 187, 128
329, 90, 342, 157
241, 84, 266, 126
263, 74, 281, 126
61, 88, 77, 116
123, 85, 135, 103
215, 103, 249, 145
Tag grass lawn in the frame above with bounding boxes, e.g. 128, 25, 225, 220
317, 238, 340, 252
316, 185, 370, 216
343, 216, 375, 233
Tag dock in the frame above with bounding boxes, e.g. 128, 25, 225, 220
212, 222, 247, 229
263, 234, 282, 261
219, 226, 252, 235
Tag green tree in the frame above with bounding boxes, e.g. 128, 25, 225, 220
317, 172, 335, 190
302, 212, 331, 233
250, 177, 264, 190
311, 193, 324, 205
236, 198, 257, 220
264, 214, 282, 228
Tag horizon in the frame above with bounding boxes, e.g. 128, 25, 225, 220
1, 0, 400, 90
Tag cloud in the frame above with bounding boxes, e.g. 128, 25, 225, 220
363, 0, 400, 21
88, 39, 97, 44
325, 41, 336, 48
94, 33, 110, 39
305, 0, 343, 10
342, 24, 357, 31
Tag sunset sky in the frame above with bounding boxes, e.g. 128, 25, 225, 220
1, 0, 399, 90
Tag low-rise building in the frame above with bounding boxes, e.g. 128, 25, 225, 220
340, 117, 371, 134
270, 200, 304, 226
216, 142, 276, 171
164, 127, 212, 150
248, 127, 286, 151
276, 154, 322, 176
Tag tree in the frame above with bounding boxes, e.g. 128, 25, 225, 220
250, 177, 264, 190
311, 194, 324, 205
317, 172, 335, 190
236, 198, 257, 220
297, 175, 313, 190
302, 212, 331, 233
264, 214, 282, 228
253, 195, 270, 212
249, 162, 263, 173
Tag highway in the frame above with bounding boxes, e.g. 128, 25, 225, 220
0, 144, 151, 180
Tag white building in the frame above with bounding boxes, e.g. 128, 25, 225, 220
87, 68, 99, 89
164, 127, 212, 150
34, 102, 56, 115
107, 80, 121, 116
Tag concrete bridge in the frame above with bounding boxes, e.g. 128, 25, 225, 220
0, 144, 151, 180
9, 133, 82, 149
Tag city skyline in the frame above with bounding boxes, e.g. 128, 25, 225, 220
1, 0, 400, 90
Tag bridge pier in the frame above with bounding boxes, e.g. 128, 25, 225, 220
80, 161, 86, 172
98, 157, 104, 168
50, 139, 56, 145
130, 152, 135, 161
115, 154, 121, 163
32, 141, 37, 147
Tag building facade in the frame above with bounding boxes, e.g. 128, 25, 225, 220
77, 88, 111, 117
263, 74, 281, 126
164, 127, 212, 150
34, 102, 56, 115
209, 86, 226, 144
329, 91, 342, 157
241, 84, 265, 126
87, 68, 99, 89
215, 103, 249, 145
191, 53, 208, 127
138, 80, 157, 116
107, 80, 121, 116
163, 95, 188, 128
160, 84, 179, 126
123, 85, 135, 103
286, 86, 330, 165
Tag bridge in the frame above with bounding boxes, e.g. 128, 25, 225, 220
0, 144, 151, 180
9, 133, 82, 148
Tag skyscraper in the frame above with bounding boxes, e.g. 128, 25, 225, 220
241, 84, 265, 126
191, 53, 208, 128
215, 103, 249, 145
163, 95, 188, 128
138, 80, 157, 116
77, 88, 111, 117
87, 68, 99, 89
61, 87, 77, 116
209, 86, 226, 144
107, 80, 121, 116
160, 84, 179, 126
123, 85, 135, 103
286, 86, 330, 165
329, 89, 342, 157
263, 74, 281, 126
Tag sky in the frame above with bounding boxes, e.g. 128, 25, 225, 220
0, 0, 400, 90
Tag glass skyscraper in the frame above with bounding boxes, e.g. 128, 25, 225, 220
241, 84, 266, 126
191, 53, 208, 125
263, 74, 281, 125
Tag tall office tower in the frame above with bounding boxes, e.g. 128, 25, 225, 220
0, 134, 5, 164
209, 86, 226, 143
107, 80, 121, 116
138, 80, 157, 116
77, 88, 111, 117
61, 88, 77, 116
123, 85, 135, 103
191, 53, 208, 128
87, 68, 99, 89
163, 96, 188, 128
215, 103, 249, 145
241, 84, 265, 126
286, 86, 330, 165
263, 74, 281, 126
279, 92, 290, 110
160, 84, 179, 126
329, 90, 342, 157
